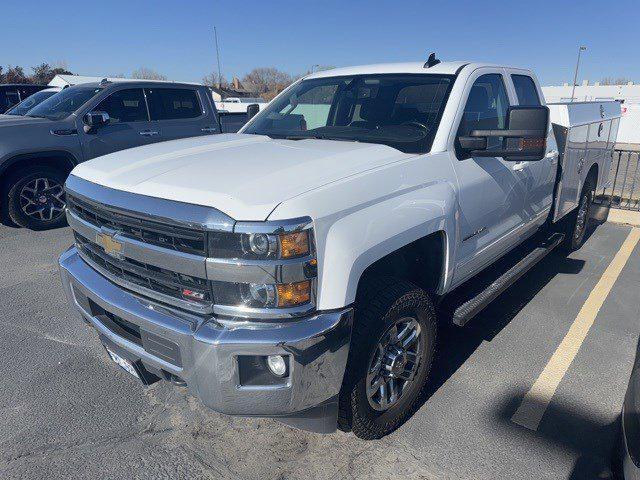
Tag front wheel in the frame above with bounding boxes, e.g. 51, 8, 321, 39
338, 277, 437, 439
6, 166, 68, 230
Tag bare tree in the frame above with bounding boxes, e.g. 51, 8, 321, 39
242, 67, 292, 94
4, 66, 29, 84
202, 73, 229, 88
31, 63, 73, 84
131, 67, 167, 81
600, 76, 635, 85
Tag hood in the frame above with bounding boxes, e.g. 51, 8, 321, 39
71, 133, 412, 220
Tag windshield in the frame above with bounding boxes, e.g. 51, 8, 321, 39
26, 86, 102, 120
243, 74, 454, 153
6, 90, 58, 116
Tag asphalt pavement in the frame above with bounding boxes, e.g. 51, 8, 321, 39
0, 221, 638, 479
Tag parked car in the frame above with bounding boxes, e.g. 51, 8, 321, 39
0, 84, 51, 113
4, 87, 61, 116
0, 79, 249, 230
215, 96, 266, 113
617, 336, 640, 479
58, 59, 620, 438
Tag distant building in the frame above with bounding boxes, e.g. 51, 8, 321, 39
209, 77, 262, 102
542, 80, 640, 104
48, 74, 196, 88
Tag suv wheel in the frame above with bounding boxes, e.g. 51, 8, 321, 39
6, 167, 68, 230
564, 177, 595, 251
338, 277, 437, 439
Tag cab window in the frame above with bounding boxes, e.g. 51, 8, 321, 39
146, 88, 202, 120
457, 74, 510, 154
93, 89, 148, 123
511, 75, 541, 106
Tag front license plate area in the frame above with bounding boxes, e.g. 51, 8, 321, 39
105, 346, 140, 379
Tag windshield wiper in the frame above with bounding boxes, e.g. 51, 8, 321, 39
283, 134, 357, 143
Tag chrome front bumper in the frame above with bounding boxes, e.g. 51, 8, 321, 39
59, 246, 353, 433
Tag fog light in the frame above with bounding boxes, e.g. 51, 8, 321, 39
266, 355, 287, 377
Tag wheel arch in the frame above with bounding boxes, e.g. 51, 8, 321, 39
0, 151, 78, 196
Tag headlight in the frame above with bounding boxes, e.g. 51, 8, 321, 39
207, 218, 316, 316
209, 230, 311, 259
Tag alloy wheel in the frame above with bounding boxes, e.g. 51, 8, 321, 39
19, 177, 66, 222
366, 317, 423, 411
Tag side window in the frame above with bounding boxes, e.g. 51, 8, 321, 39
457, 74, 510, 153
93, 89, 148, 123
511, 75, 541, 106
5, 90, 20, 109
146, 88, 202, 120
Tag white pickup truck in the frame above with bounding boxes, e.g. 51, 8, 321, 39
59, 59, 621, 439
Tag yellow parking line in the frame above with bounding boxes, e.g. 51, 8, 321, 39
511, 227, 640, 431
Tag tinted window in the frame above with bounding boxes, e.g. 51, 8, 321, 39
457, 74, 510, 153
512, 74, 541, 106
6, 90, 58, 116
146, 88, 202, 120
4, 90, 20, 109
244, 74, 454, 154
93, 89, 148, 123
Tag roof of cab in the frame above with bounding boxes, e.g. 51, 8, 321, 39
305, 61, 530, 79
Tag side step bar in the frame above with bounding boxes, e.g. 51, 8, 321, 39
452, 233, 565, 326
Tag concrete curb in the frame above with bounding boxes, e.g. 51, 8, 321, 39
607, 209, 640, 227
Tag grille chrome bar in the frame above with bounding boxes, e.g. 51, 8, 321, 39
74, 233, 214, 314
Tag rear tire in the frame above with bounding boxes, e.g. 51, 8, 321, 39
563, 176, 595, 251
6, 166, 68, 230
338, 277, 437, 439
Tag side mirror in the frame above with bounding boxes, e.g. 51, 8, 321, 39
83, 111, 110, 133
459, 106, 549, 161
246, 104, 260, 121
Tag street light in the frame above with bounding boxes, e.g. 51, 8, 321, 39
571, 45, 587, 102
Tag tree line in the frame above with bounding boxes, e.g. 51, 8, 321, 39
0, 63, 73, 85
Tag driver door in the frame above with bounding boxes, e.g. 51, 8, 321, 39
79, 88, 158, 160
451, 71, 530, 286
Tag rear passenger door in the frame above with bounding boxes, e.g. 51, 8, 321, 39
508, 72, 557, 223
145, 87, 215, 141
80, 88, 159, 160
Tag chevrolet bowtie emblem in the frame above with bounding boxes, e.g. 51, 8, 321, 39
96, 232, 124, 259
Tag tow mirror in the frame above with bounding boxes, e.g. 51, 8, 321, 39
246, 104, 260, 121
459, 106, 549, 161
83, 111, 110, 133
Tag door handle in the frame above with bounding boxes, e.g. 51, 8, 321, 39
545, 150, 559, 164
139, 130, 159, 137
201, 126, 218, 133
512, 161, 529, 171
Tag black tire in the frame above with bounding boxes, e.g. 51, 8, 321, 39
6, 166, 68, 230
338, 277, 437, 439
563, 176, 595, 251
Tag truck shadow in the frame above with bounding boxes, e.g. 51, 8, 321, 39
417, 246, 586, 422
494, 392, 621, 479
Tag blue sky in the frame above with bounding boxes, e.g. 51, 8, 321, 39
3, 0, 638, 86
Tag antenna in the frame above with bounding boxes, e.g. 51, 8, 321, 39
213, 26, 222, 88
424, 52, 441, 68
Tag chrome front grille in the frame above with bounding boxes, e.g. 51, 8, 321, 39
67, 194, 207, 256
73, 232, 213, 312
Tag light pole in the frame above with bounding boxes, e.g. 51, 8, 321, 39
571, 45, 587, 102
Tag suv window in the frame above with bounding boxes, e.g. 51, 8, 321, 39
93, 89, 148, 123
511, 74, 541, 106
457, 74, 510, 153
146, 88, 202, 120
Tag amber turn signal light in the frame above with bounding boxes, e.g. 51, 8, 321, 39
276, 281, 311, 307
279, 231, 310, 258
